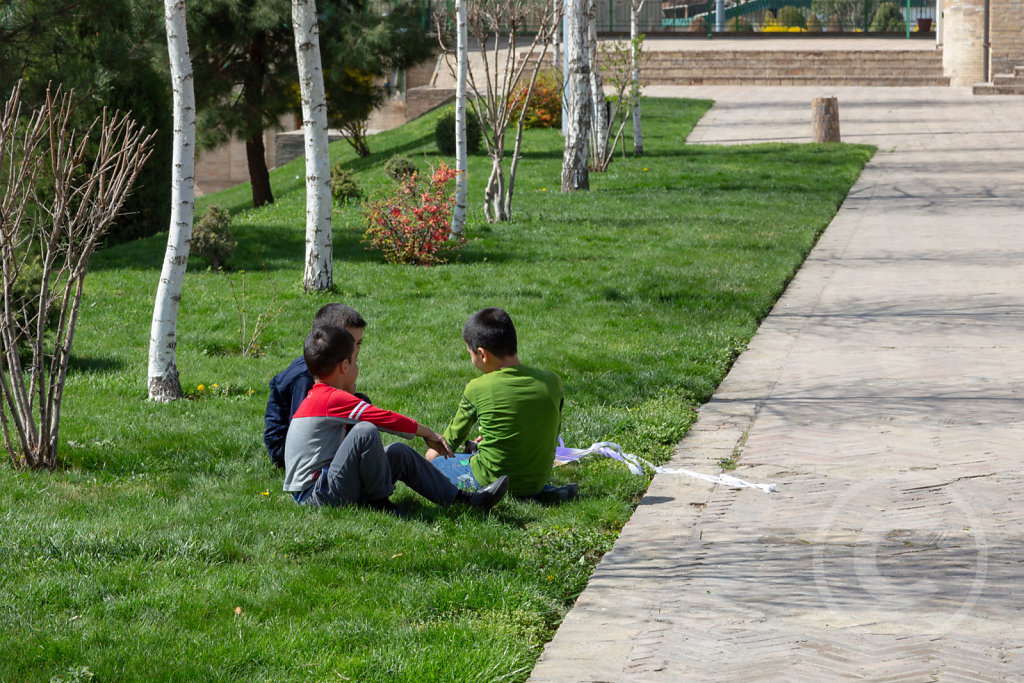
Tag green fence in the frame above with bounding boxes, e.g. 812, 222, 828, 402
660, 0, 937, 32
392, 0, 937, 36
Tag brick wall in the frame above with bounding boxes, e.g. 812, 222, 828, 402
990, 0, 1024, 75
194, 114, 298, 196
943, 0, 986, 85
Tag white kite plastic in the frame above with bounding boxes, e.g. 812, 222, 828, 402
555, 440, 776, 494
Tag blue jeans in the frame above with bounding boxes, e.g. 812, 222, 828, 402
431, 454, 564, 499
430, 453, 480, 490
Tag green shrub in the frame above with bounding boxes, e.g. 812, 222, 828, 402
383, 154, 418, 181
689, 15, 708, 33
828, 11, 844, 30
509, 70, 562, 129
330, 164, 361, 205
870, 2, 905, 31
434, 108, 483, 156
807, 13, 823, 31
728, 16, 753, 31
191, 205, 236, 271
778, 6, 807, 27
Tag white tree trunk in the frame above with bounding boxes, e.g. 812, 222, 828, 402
293, 0, 333, 292
552, 0, 561, 70
561, 0, 590, 191
148, 0, 195, 402
630, 0, 644, 156
588, 0, 608, 165
449, 0, 468, 238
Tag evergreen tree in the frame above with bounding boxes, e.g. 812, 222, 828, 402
0, 0, 173, 245
319, 0, 435, 158
187, 0, 295, 208
870, 1, 906, 32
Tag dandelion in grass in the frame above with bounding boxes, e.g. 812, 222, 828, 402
197, 384, 205, 392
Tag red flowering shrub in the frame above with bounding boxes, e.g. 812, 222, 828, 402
362, 163, 462, 265
510, 70, 562, 129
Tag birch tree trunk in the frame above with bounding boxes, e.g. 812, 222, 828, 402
630, 0, 644, 156
293, 0, 333, 292
561, 0, 590, 192
449, 0, 468, 238
552, 0, 561, 70
588, 0, 608, 166
148, 0, 195, 402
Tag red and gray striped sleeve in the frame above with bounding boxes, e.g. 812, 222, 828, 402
295, 384, 418, 438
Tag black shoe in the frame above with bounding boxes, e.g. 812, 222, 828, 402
531, 483, 579, 504
365, 498, 404, 517
466, 475, 510, 511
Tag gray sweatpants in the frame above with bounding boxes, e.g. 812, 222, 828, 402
303, 422, 459, 507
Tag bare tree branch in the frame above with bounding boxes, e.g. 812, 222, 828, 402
0, 82, 153, 469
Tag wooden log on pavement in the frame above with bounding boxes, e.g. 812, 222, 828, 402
812, 97, 841, 143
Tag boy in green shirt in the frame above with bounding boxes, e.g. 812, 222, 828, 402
427, 308, 570, 499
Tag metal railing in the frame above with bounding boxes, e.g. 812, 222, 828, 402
400, 0, 937, 36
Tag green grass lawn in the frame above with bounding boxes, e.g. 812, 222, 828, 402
0, 98, 872, 682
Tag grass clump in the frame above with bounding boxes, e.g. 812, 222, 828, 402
0, 97, 872, 681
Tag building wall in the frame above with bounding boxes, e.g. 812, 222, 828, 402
942, 0, 986, 85
990, 0, 1024, 75
194, 115, 299, 197
196, 58, 443, 196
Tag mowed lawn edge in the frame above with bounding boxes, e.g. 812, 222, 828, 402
0, 98, 873, 682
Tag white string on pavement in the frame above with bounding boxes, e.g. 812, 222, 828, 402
554, 440, 776, 494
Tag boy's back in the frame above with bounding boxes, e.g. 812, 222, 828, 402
284, 383, 417, 493
444, 365, 562, 496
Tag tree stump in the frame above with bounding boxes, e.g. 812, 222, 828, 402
811, 97, 841, 143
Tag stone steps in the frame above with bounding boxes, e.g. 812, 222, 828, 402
524, 48, 948, 86
973, 66, 1024, 95
639, 49, 949, 86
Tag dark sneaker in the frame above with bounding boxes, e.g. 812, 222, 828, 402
467, 475, 510, 511
365, 498, 404, 517
530, 483, 579, 504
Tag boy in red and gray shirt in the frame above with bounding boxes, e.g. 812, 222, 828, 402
283, 325, 509, 513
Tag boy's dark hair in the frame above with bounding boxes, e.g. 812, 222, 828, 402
304, 325, 356, 379
463, 307, 517, 358
313, 304, 366, 331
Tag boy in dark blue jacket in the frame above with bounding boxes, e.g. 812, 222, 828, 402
263, 304, 367, 467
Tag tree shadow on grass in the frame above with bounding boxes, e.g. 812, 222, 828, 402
68, 355, 126, 374
333, 130, 441, 174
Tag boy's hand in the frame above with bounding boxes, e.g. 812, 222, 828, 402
424, 447, 448, 461
424, 432, 454, 459
415, 424, 453, 459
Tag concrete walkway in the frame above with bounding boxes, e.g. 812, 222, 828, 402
530, 86, 1024, 680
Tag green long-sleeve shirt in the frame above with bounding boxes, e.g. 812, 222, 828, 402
442, 365, 563, 496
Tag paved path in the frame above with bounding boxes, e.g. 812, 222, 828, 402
530, 86, 1024, 681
